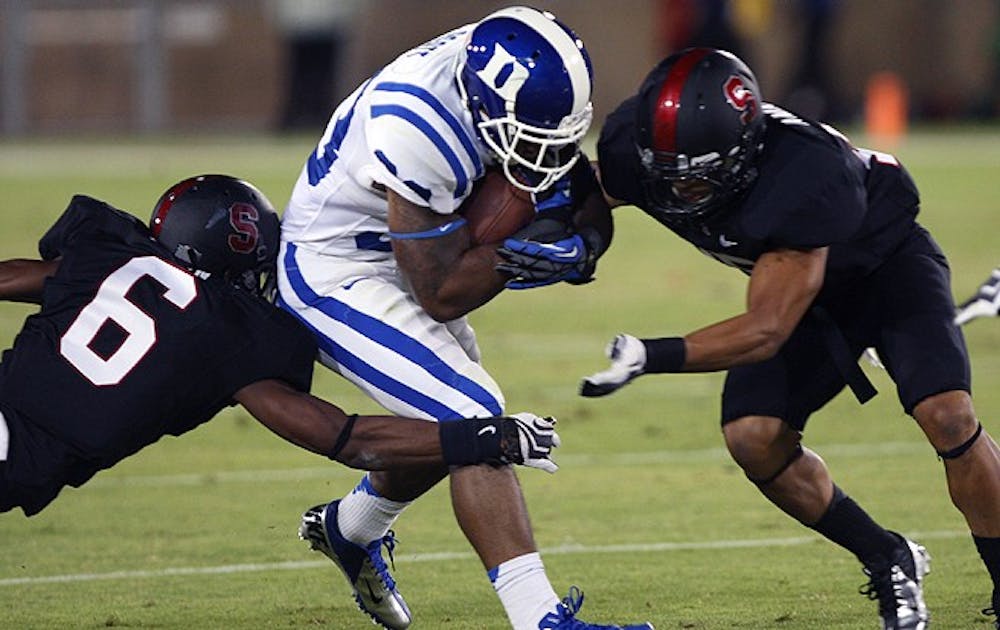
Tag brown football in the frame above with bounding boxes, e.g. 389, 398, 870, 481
459, 170, 535, 245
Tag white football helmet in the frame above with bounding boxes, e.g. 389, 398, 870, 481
456, 6, 594, 193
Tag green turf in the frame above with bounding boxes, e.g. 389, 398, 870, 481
1, 127, 999, 629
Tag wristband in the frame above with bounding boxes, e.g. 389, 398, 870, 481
439, 418, 502, 466
642, 337, 686, 373
388, 218, 467, 240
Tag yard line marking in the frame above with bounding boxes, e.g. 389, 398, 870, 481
88, 441, 933, 488
0, 529, 968, 587
89, 466, 350, 487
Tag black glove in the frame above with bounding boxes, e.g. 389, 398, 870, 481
496, 156, 607, 289
496, 226, 603, 289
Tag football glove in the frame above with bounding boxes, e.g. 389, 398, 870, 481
508, 173, 577, 248
532, 170, 572, 213
862, 347, 885, 369
496, 228, 601, 290
500, 413, 561, 473
955, 267, 1000, 326
579, 334, 647, 397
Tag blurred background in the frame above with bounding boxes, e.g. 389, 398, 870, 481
1, 0, 997, 138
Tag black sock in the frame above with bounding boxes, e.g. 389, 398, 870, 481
811, 485, 900, 566
974, 535, 1000, 607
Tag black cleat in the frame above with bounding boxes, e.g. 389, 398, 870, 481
859, 533, 931, 630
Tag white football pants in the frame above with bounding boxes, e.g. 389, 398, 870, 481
276, 241, 505, 421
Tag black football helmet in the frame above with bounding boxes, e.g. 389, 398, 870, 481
634, 48, 766, 223
149, 174, 280, 298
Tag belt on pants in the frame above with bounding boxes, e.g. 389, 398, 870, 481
811, 306, 878, 404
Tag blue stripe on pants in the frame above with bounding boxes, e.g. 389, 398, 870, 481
278, 243, 503, 420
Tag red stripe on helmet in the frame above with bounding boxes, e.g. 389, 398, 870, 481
652, 48, 711, 153
150, 177, 199, 237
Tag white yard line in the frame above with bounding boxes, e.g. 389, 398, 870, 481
1, 440, 952, 587
0, 529, 968, 587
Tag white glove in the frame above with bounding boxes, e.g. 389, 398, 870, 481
862, 347, 885, 369
503, 412, 561, 474
955, 267, 1000, 326
579, 334, 647, 397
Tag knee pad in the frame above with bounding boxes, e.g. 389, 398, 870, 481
937, 422, 983, 460
746, 443, 804, 487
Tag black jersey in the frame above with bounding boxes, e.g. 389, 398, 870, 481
0, 196, 315, 515
598, 99, 922, 299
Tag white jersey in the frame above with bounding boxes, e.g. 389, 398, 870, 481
281, 25, 491, 260
276, 24, 505, 422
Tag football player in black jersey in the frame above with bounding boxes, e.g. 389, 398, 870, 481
0, 174, 559, 518
504, 48, 1000, 628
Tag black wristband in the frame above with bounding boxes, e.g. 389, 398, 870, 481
439, 418, 503, 466
642, 337, 686, 373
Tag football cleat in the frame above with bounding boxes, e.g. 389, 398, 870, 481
954, 266, 1000, 326
859, 533, 931, 630
299, 501, 411, 629
982, 605, 1000, 630
537, 586, 655, 630
981, 589, 1000, 630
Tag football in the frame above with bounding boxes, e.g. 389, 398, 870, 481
459, 170, 535, 245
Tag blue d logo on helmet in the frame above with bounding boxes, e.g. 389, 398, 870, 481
456, 6, 594, 193
475, 44, 530, 103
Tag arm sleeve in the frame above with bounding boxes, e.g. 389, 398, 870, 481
225, 301, 316, 395
39, 196, 148, 260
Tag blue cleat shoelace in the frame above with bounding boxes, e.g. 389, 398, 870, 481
365, 530, 399, 591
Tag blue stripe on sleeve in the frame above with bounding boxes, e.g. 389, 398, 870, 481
279, 243, 503, 419
374, 150, 432, 203
373, 81, 483, 188
307, 78, 371, 186
371, 103, 470, 200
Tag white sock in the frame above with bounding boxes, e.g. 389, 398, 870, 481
336, 474, 411, 546
490, 552, 561, 630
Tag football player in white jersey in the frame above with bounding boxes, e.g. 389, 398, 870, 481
277, 6, 650, 630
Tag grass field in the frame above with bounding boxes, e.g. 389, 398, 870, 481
1, 127, 999, 629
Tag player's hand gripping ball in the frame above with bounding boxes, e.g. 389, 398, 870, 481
459, 170, 536, 245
